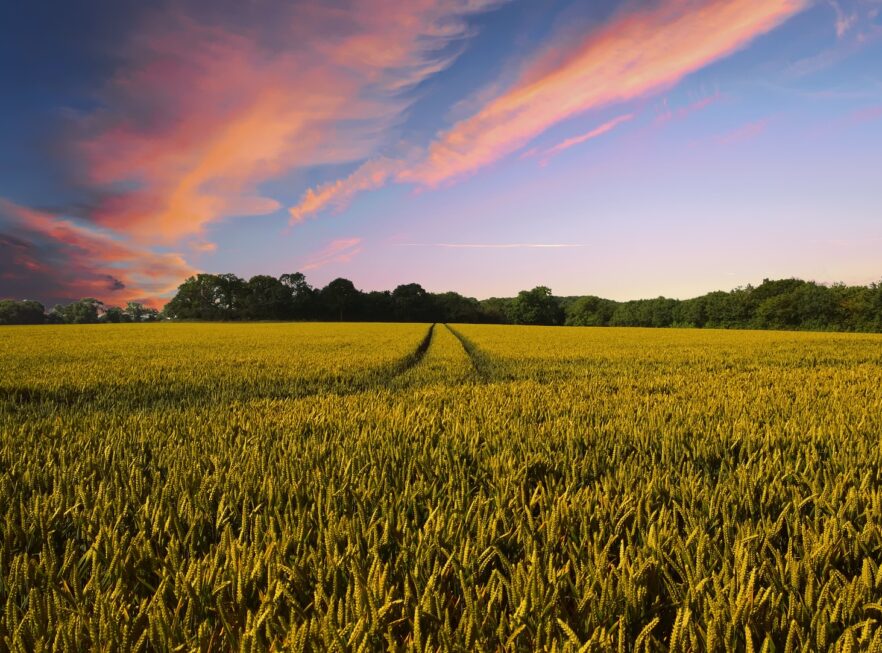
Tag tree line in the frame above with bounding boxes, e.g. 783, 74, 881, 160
3, 274, 882, 332
0, 299, 159, 325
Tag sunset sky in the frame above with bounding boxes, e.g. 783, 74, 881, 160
1, 0, 881, 307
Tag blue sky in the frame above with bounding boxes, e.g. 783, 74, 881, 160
1, 0, 880, 306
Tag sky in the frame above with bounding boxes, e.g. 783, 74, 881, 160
1, 0, 881, 307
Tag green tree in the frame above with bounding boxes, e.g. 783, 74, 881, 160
565, 296, 617, 326
164, 275, 226, 320
215, 273, 247, 318
434, 292, 486, 323
280, 272, 316, 319
362, 291, 395, 322
53, 298, 103, 324
0, 299, 45, 325
392, 283, 436, 322
244, 275, 291, 320
510, 286, 564, 326
125, 302, 147, 322
479, 297, 513, 324
102, 306, 125, 323
319, 278, 362, 321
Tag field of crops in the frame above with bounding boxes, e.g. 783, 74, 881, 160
2, 323, 882, 651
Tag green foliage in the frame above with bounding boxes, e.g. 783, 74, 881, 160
9, 275, 882, 332
565, 296, 617, 327
51, 297, 103, 324
510, 286, 565, 326
564, 278, 882, 333
0, 299, 45, 325
101, 305, 126, 323
319, 278, 361, 321
2, 323, 882, 650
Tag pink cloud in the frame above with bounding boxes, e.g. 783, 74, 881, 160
828, 0, 861, 38
67, 1, 503, 243
395, 242, 585, 249
4, 1, 506, 303
851, 104, 882, 123
0, 198, 196, 307
655, 91, 724, 125
402, 0, 807, 187
787, 1, 882, 76
289, 0, 807, 221
532, 113, 635, 164
290, 158, 406, 224
301, 238, 363, 271
192, 241, 218, 253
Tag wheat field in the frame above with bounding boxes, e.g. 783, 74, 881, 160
1, 323, 881, 651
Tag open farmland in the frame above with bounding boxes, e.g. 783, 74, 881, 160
2, 323, 882, 651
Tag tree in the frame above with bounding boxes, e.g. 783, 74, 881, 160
163, 274, 245, 320
362, 291, 395, 322
102, 306, 126, 323
280, 272, 316, 319
125, 302, 147, 322
870, 282, 882, 331
153, 273, 882, 332
392, 283, 436, 322
672, 297, 706, 328
510, 286, 564, 326
609, 302, 640, 327
0, 299, 45, 325
435, 292, 486, 323
753, 282, 838, 330
53, 298, 103, 324
164, 275, 218, 320
319, 278, 362, 321
244, 275, 291, 320
215, 273, 248, 318
479, 298, 512, 324
566, 296, 617, 326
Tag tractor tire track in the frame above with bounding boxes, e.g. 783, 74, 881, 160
386, 323, 435, 380
443, 324, 492, 381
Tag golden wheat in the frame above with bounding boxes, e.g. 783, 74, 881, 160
1, 322, 881, 651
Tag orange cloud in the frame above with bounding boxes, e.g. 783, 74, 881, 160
401, 0, 807, 187
289, 0, 807, 221
532, 113, 634, 164
0, 198, 196, 307
290, 158, 406, 224
396, 242, 585, 249
302, 238, 363, 271
71, 1, 503, 243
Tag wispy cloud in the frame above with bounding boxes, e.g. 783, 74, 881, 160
395, 242, 585, 249
302, 237, 363, 271
400, 0, 808, 187
192, 241, 218, 253
530, 113, 635, 165
290, 157, 407, 224
787, 0, 882, 76
4, 1, 507, 303
60, 1, 504, 243
714, 117, 771, 145
290, 0, 807, 221
851, 104, 882, 122
655, 91, 724, 125
830, 0, 859, 37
